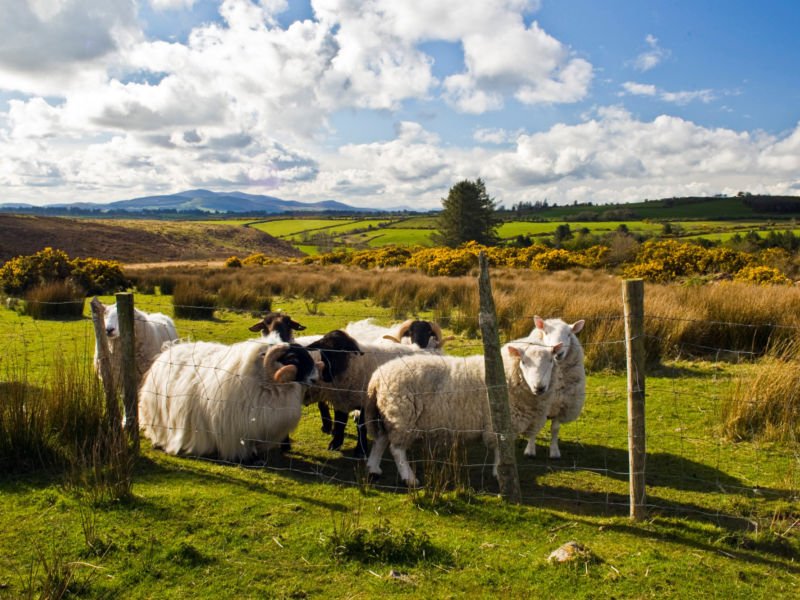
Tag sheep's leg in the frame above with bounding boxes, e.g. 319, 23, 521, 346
328, 410, 349, 451
318, 402, 333, 434
390, 444, 417, 487
523, 413, 549, 458
353, 409, 368, 459
366, 433, 389, 479
280, 436, 292, 453
549, 419, 561, 459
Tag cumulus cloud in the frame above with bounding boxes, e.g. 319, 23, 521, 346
149, 0, 197, 10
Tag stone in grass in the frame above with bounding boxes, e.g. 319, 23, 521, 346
547, 541, 597, 564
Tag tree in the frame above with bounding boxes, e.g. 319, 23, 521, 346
434, 179, 501, 247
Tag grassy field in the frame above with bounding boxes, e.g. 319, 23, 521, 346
1, 283, 799, 598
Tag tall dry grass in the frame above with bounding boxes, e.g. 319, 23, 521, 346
722, 339, 800, 442
128, 264, 800, 370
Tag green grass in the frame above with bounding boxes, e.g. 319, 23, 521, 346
248, 218, 359, 238
365, 229, 436, 247
2, 295, 798, 598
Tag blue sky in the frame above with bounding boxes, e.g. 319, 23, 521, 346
1, 0, 798, 209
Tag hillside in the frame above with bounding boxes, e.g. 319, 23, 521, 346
0, 214, 301, 264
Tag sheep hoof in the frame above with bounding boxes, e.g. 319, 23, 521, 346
367, 472, 381, 484
321, 423, 332, 434
523, 449, 537, 458
280, 436, 292, 453
328, 440, 343, 452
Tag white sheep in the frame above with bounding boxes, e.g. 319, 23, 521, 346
93, 302, 178, 387
521, 316, 586, 459
364, 342, 561, 486
138, 340, 320, 462
345, 318, 446, 350
305, 330, 428, 457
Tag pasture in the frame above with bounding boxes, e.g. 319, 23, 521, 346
1, 265, 799, 598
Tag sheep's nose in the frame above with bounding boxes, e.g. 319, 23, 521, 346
106, 327, 115, 336
535, 385, 547, 394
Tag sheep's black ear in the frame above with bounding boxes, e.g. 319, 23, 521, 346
290, 319, 306, 331
249, 322, 266, 333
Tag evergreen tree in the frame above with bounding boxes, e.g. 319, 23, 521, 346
434, 178, 501, 247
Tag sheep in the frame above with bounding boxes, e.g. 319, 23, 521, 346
521, 316, 586, 459
249, 311, 306, 344
305, 330, 428, 458
93, 302, 178, 387
345, 318, 446, 350
138, 340, 321, 462
364, 341, 561, 487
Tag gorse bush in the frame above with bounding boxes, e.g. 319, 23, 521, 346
0, 247, 130, 296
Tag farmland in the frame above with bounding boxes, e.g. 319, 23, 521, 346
1, 263, 799, 598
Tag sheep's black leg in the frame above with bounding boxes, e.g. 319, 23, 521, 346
353, 409, 368, 459
280, 436, 291, 453
327, 410, 348, 451
318, 402, 333, 434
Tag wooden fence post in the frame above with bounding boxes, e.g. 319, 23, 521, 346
116, 292, 139, 452
623, 279, 646, 520
90, 297, 120, 427
477, 252, 521, 504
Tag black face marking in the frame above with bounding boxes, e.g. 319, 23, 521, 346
406, 320, 437, 348
306, 330, 363, 383
276, 343, 317, 383
251, 312, 307, 341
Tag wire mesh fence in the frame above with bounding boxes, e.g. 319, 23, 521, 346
2, 288, 799, 529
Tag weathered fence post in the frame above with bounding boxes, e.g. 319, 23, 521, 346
116, 292, 139, 452
623, 279, 646, 521
477, 252, 522, 504
90, 297, 120, 427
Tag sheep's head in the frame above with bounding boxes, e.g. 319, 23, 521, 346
383, 319, 446, 350
530, 315, 585, 361
103, 303, 120, 339
261, 343, 320, 385
306, 330, 363, 383
250, 312, 306, 343
506, 342, 560, 396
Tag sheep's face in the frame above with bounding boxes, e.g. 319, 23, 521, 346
507, 342, 560, 396
262, 343, 320, 385
104, 304, 120, 339
306, 330, 363, 383
530, 316, 585, 362
250, 312, 306, 343
384, 319, 444, 350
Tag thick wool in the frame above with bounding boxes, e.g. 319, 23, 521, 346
364, 344, 557, 485
93, 303, 178, 385
138, 340, 315, 462
522, 317, 586, 458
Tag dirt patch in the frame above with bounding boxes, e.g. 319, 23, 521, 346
0, 214, 303, 264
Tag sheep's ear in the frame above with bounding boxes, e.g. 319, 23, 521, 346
274, 364, 298, 383
571, 320, 585, 334
534, 316, 545, 331
249, 322, 266, 333
290, 320, 306, 331
382, 334, 401, 343
506, 345, 522, 358
552, 342, 564, 355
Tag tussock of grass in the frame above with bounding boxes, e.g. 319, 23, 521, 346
23, 281, 85, 320
172, 281, 216, 319
722, 339, 800, 442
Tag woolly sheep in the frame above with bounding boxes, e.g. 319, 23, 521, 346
345, 318, 447, 350
138, 340, 321, 462
306, 330, 429, 457
249, 311, 307, 344
364, 342, 561, 486
521, 316, 586, 459
93, 302, 178, 387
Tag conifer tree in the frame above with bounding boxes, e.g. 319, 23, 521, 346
434, 178, 501, 247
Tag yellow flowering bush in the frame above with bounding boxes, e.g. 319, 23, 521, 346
733, 265, 792, 286
69, 257, 130, 295
243, 253, 279, 266
225, 256, 243, 268
406, 247, 477, 276
531, 249, 582, 271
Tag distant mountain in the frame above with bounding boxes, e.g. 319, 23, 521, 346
0, 189, 382, 214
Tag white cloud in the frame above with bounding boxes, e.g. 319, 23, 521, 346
622, 81, 716, 105
632, 34, 670, 72
149, 0, 197, 11
474, 127, 523, 145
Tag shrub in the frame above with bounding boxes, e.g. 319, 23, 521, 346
173, 281, 216, 319
733, 265, 792, 286
531, 249, 582, 271
225, 256, 243, 268
0, 247, 72, 295
69, 257, 130, 295
242, 253, 279, 266
406, 247, 477, 276
328, 516, 444, 564
23, 281, 86, 320
216, 284, 272, 312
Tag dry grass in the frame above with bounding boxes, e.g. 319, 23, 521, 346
129, 264, 800, 370
722, 339, 800, 442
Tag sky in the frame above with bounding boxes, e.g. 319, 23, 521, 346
1, 0, 799, 210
